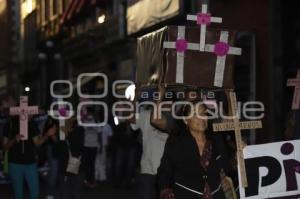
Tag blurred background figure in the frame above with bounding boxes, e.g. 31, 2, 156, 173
95, 122, 113, 182
82, 107, 102, 188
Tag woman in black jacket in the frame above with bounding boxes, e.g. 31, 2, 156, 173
57, 117, 84, 199
158, 102, 231, 199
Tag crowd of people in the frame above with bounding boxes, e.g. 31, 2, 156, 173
0, 86, 241, 199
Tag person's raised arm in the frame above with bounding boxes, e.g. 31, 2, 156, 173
150, 85, 169, 131
34, 125, 57, 147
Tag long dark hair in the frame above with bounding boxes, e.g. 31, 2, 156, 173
43, 116, 59, 136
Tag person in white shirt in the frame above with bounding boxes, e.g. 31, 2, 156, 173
82, 108, 101, 188
95, 123, 113, 181
131, 106, 169, 199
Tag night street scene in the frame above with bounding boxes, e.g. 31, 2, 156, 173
0, 0, 299, 199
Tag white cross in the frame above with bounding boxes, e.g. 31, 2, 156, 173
9, 96, 39, 140
287, 70, 300, 110
187, 4, 222, 51
205, 31, 242, 87
213, 92, 262, 188
48, 99, 74, 140
164, 26, 200, 84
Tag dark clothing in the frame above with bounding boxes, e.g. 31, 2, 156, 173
112, 123, 138, 148
3, 117, 39, 164
57, 126, 85, 175
138, 174, 158, 199
58, 173, 81, 199
52, 125, 84, 199
294, 110, 300, 139
158, 132, 229, 199
43, 117, 60, 160
82, 146, 98, 182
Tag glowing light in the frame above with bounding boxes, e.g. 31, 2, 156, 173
125, 84, 136, 101
114, 116, 119, 126
26, 0, 33, 14
98, 15, 106, 24
25, 87, 30, 92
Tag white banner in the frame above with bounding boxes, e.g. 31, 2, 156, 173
239, 140, 300, 199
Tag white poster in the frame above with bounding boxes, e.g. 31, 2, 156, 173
239, 140, 300, 199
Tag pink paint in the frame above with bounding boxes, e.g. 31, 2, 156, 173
214, 42, 230, 56
197, 13, 211, 25
176, 39, 188, 52
58, 107, 68, 117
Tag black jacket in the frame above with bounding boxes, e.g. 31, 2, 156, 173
158, 131, 230, 199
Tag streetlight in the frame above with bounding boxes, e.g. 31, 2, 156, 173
98, 15, 106, 24
25, 87, 30, 92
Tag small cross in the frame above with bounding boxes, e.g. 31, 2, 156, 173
287, 70, 300, 110
164, 26, 201, 84
213, 92, 262, 188
187, 4, 222, 51
204, 31, 242, 87
9, 96, 39, 140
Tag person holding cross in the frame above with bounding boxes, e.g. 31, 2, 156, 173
2, 114, 57, 199
158, 101, 232, 199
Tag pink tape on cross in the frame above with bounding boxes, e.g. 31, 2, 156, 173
214, 42, 230, 56
176, 39, 188, 52
58, 107, 68, 117
295, 166, 300, 173
197, 13, 211, 25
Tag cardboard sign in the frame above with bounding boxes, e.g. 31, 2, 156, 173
164, 26, 202, 83
239, 140, 300, 199
187, 4, 222, 51
205, 31, 242, 87
213, 121, 262, 131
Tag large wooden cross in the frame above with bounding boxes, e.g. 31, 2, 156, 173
187, 3, 222, 51
213, 92, 262, 188
287, 70, 300, 110
9, 96, 39, 140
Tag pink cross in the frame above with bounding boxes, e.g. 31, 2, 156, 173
287, 70, 300, 110
10, 96, 39, 140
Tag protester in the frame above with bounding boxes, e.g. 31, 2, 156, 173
130, 85, 169, 199
158, 102, 232, 199
2, 116, 56, 199
57, 117, 84, 199
95, 122, 113, 182
42, 116, 60, 199
112, 121, 138, 188
82, 108, 101, 188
